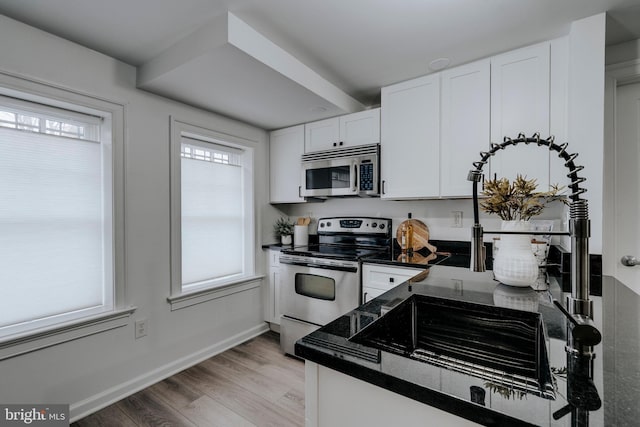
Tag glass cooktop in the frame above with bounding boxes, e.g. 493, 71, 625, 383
281, 244, 389, 261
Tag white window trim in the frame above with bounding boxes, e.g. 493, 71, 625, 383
0, 70, 130, 354
166, 276, 263, 311
169, 116, 258, 310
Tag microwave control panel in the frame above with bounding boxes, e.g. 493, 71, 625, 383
359, 162, 374, 191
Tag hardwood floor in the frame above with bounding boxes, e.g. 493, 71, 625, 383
72, 331, 305, 427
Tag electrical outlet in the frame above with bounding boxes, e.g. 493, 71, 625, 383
135, 319, 147, 339
451, 211, 463, 228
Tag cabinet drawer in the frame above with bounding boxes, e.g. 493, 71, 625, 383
362, 264, 424, 291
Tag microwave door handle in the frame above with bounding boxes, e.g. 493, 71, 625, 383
353, 163, 358, 192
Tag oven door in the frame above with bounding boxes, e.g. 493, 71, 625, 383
279, 255, 360, 326
301, 157, 358, 197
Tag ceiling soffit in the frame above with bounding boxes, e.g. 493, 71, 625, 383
137, 12, 364, 129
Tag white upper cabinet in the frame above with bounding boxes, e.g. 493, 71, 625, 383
490, 41, 551, 188
339, 108, 380, 146
270, 125, 306, 203
304, 117, 340, 152
440, 59, 491, 197
381, 74, 440, 199
305, 108, 380, 153
269, 40, 562, 202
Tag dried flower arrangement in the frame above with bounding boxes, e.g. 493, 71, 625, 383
480, 175, 567, 221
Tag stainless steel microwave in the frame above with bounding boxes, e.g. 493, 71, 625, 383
300, 144, 380, 197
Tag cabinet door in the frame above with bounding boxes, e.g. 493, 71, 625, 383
339, 108, 380, 147
272, 268, 281, 324
490, 42, 551, 188
381, 74, 440, 199
362, 264, 423, 292
305, 117, 340, 152
440, 59, 491, 197
269, 125, 306, 203
264, 250, 281, 324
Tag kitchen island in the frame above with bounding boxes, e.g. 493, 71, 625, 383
296, 264, 637, 426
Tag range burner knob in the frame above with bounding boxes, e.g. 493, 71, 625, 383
326, 221, 332, 227
379, 223, 386, 229
371, 222, 377, 228
320, 223, 325, 228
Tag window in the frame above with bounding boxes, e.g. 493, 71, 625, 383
0, 82, 128, 348
169, 119, 256, 307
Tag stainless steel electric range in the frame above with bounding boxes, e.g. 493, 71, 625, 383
278, 217, 393, 355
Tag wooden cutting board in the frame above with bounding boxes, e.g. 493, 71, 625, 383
396, 219, 437, 253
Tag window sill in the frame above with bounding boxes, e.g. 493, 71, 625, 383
167, 275, 264, 311
0, 307, 137, 361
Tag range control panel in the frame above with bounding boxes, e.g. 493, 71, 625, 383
317, 217, 392, 235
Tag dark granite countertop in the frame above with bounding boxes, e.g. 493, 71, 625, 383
362, 239, 493, 270
296, 265, 636, 426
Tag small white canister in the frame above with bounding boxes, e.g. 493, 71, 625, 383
294, 225, 309, 247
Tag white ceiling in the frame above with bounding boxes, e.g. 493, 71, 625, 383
1, 0, 640, 129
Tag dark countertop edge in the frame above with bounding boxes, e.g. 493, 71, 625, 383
262, 243, 288, 250
296, 343, 535, 427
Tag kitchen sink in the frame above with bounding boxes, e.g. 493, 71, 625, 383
349, 294, 555, 399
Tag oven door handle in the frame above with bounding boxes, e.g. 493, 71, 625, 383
280, 259, 358, 273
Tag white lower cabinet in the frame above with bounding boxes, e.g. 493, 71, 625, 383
264, 249, 282, 325
305, 362, 480, 427
362, 263, 424, 303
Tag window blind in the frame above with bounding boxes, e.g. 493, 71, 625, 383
180, 138, 245, 289
0, 123, 109, 332
0, 94, 101, 142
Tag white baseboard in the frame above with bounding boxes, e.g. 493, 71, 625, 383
268, 322, 281, 334
70, 322, 270, 422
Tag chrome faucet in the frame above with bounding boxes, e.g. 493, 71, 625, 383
468, 133, 601, 357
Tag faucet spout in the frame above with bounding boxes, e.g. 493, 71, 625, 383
569, 200, 591, 312
469, 170, 486, 272
470, 224, 486, 272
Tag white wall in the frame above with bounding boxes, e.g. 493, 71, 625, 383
606, 39, 640, 65
567, 13, 606, 254
0, 14, 281, 420
603, 39, 640, 276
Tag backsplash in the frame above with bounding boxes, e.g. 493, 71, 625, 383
547, 245, 603, 296
274, 197, 568, 246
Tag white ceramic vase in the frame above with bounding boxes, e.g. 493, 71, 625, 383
493, 220, 539, 287
281, 234, 292, 245
493, 284, 539, 312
